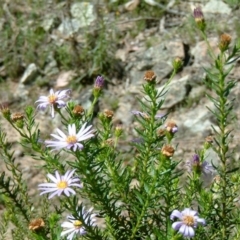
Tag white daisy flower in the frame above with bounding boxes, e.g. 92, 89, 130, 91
38, 170, 82, 199
170, 208, 206, 238
45, 122, 94, 151
36, 89, 71, 118
61, 207, 97, 240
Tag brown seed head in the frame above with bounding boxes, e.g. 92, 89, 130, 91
73, 105, 84, 115
144, 70, 156, 82
104, 109, 114, 118
161, 145, 175, 157
104, 138, 114, 147
219, 33, 232, 52
29, 218, 45, 231
165, 121, 178, 133
157, 128, 166, 137
205, 135, 214, 143
11, 113, 24, 122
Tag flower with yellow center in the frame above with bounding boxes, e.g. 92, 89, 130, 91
61, 207, 97, 240
45, 122, 94, 151
38, 170, 82, 199
35, 89, 71, 118
170, 208, 206, 238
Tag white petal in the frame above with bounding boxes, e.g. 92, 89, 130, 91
55, 128, 67, 139
47, 173, 58, 183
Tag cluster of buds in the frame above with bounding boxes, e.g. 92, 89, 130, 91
193, 7, 206, 32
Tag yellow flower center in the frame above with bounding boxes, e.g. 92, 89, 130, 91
182, 215, 195, 226
57, 181, 68, 189
73, 220, 82, 229
66, 135, 77, 144
48, 94, 57, 104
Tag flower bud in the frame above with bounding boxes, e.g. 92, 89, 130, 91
172, 57, 183, 72
94, 75, 104, 89
193, 7, 206, 32
11, 113, 24, 129
93, 75, 104, 98
204, 135, 214, 149
115, 125, 123, 137
0, 102, 11, 121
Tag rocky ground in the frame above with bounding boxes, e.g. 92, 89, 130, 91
0, 0, 240, 220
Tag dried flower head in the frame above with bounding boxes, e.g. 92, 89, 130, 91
103, 138, 114, 147
0, 102, 11, 119
11, 113, 25, 128
219, 33, 232, 52
193, 7, 205, 31
157, 128, 166, 137
144, 70, 156, 82
161, 145, 175, 157
73, 105, 84, 116
165, 121, 178, 133
104, 109, 114, 118
204, 135, 214, 149
29, 218, 45, 231
205, 135, 214, 143
11, 113, 24, 122
170, 208, 206, 238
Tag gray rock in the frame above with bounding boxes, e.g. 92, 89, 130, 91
58, 18, 82, 37
203, 0, 231, 14
20, 63, 38, 84
58, 2, 97, 37
156, 75, 190, 108
71, 2, 97, 24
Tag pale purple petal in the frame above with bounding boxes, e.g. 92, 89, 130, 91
197, 218, 206, 225
172, 221, 183, 230
170, 210, 182, 220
